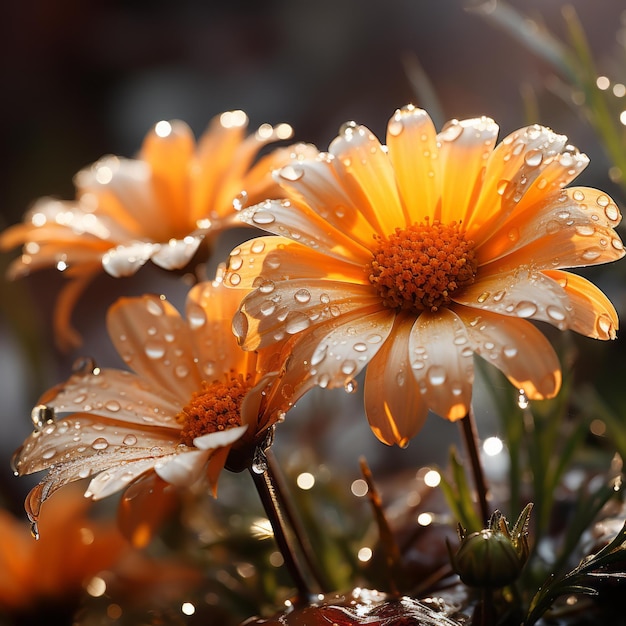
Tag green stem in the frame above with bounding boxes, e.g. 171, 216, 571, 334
460, 409, 490, 525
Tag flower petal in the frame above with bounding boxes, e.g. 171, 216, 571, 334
102, 241, 160, 277
154, 449, 211, 488
236, 196, 370, 264
455, 305, 561, 398
224, 236, 366, 289
386, 105, 440, 224
329, 123, 405, 233
272, 155, 382, 250
453, 267, 573, 331
233, 279, 382, 350
107, 294, 202, 401
38, 368, 181, 427
363, 314, 429, 446
140, 119, 195, 233
466, 124, 571, 240
437, 116, 499, 224
193, 425, 248, 450
150, 233, 204, 270
543, 270, 619, 340
268, 305, 396, 413
408, 309, 474, 421
476, 187, 624, 270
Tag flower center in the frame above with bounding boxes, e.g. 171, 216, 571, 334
176, 374, 250, 447
368, 220, 478, 313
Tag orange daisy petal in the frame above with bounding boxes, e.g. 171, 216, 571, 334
364, 314, 429, 446
329, 122, 405, 234
233, 279, 382, 351
408, 309, 474, 421
543, 270, 619, 340
140, 119, 195, 234
225, 236, 366, 289
455, 305, 562, 399
453, 267, 573, 330
466, 124, 570, 240
106, 294, 202, 401
477, 187, 624, 269
386, 105, 440, 225
437, 116, 499, 225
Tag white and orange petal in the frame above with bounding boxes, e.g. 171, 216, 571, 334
455, 306, 562, 399
436, 116, 500, 226
408, 309, 474, 421
329, 123, 405, 234
543, 270, 619, 340
386, 105, 440, 225
364, 314, 429, 446
150, 233, 205, 270
225, 237, 366, 290
107, 294, 203, 401
233, 279, 382, 351
452, 267, 573, 331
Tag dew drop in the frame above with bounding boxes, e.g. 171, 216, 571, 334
31, 405, 55, 429
517, 389, 529, 410
91, 437, 109, 451
252, 211, 276, 226
187, 303, 207, 329
41, 448, 56, 460
146, 298, 164, 316
311, 344, 328, 366
439, 121, 463, 142
514, 301, 538, 318
145, 339, 166, 360
612, 238, 624, 251
260, 301, 276, 317
251, 240, 266, 254
546, 305, 566, 322
546, 220, 560, 235
396, 370, 406, 387
503, 346, 518, 358
229, 256, 243, 271
279, 164, 305, 181
507, 227, 520, 242
575, 225, 595, 236
524, 149, 543, 167
294, 288, 311, 304
477, 292, 490, 303
105, 400, 121, 412
286, 313, 311, 334
388, 117, 404, 137
496, 180, 509, 195
72, 357, 98, 375
427, 365, 447, 386
175, 364, 189, 378
581, 249, 601, 261
572, 189, 585, 202
344, 379, 358, 394
353, 342, 367, 352
318, 373, 331, 388
258, 280, 275, 294
604, 203, 619, 221
341, 360, 357, 376
123, 434, 138, 446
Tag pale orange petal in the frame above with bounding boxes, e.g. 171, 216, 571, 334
236, 197, 371, 264
329, 123, 405, 234
233, 279, 382, 351
271, 156, 381, 251
543, 270, 619, 340
153, 449, 211, 489
363, 314, 429, 446
386, 105, 440, 225
437, 116, 499, 225
140, 119, 195, 234
151, 233, 204, 270
476, 187, 624, 270
224, 236, 366, 289
106, 294, 202, 401
466, 124, 569, 241
264, 305, 395, 416
453, 268, 573, 331
53, 273, 98, 351
102, 241, 160, 277
455, 305, 562, 399
408, 309, 473, 421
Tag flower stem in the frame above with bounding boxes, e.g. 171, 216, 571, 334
248, 451, 312, 600
266, 449, 332, 593
460, 408, 490, 525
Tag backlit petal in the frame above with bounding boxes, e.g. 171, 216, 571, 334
154, 449, 211, 488
107, 294, 202, 401
453, 267, 573, 331
543, 270, 619, 340
151, 233, 204, 270
437, 116, 499, 225
233, 279, 382, 350
386, 105, 440, 224
455, 305, 561, 398
329, 123, 405, 234
364, 315, 429, 446
408, 309, 474, 421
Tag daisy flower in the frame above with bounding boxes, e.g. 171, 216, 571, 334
223, 105, 624, 447
0, 110, 302, 350
13, 279, 289, 535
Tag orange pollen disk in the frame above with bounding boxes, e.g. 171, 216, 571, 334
368, 220, 478, 313
176, 374, 250, 447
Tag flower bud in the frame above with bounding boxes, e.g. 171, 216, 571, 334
449, 504, 533, 589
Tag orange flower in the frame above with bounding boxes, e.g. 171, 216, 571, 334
13, 279, 289, 535
224, 105, 624, 447
0, 484, 127, 614
0, 110, 304, 350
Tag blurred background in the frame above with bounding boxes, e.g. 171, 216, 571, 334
1, 1, 626, 622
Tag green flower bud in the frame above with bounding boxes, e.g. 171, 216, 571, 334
448, 504, 533, 589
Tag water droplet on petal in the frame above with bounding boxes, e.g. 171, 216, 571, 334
311, 344, 328, 366
341, 360, 357, 376
285, 313, 311, 334
123, 434, 138, 446
279, 164, 305, 181
252, 211, 276, 226
514, 301, 538, 318
388, 117, 404, 137
524, 149, 543, 167
72, 357, 98, 375
439, 120, 463, 142
581, 249, 601, 261
294, 289, 311, 304
344, 379, 358, 394
187, 303, 207, 329
546, 305, 566, 322
31, 405, 55, 429
105, 400, 121, 412
91, 437, 109, 451
175, 364, 189, 378
251, 240, 266, 254
477, 292, 490, 303
517, 389, 529, 409
145, 339, 166, 360
575, 225, 595, 236
503, 346, 518, 358
146, 298, 164, 316
427, 365, 447, 386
